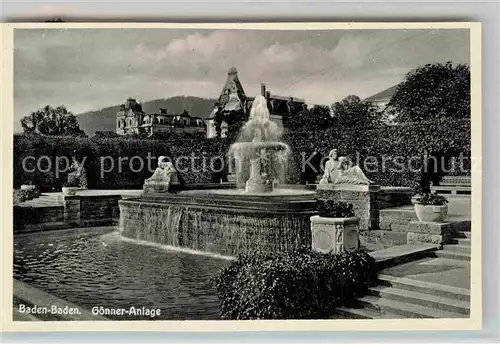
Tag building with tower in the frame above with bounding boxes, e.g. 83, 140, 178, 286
206, 67, 306, 139
116, 97, 206, 136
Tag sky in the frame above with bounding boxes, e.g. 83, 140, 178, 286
14, 28, 470, 131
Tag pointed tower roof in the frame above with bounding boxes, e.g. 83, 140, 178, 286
219, 67, 246, 109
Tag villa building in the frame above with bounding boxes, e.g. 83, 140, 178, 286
365, 84, 398, 109
365, 84, 399, 123
206, 67, 307, 138
116, 98, 206, 136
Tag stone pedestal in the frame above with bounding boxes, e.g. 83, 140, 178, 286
316, 184, 380, 231
310, 215, 360, 254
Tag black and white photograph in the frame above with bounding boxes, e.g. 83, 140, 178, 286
3, 22, 481, 330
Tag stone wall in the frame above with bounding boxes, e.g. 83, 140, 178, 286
360, 230, 408, 251
13, 206, 64, 231
378, 206, 469, 247
62, 195, 121, 227
379, 207, 417, 232
316, 184, 413, 231
14, 194, 127, 232
406, 221, 452, 245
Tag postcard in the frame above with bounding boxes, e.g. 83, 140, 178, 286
1, 22, 481, 332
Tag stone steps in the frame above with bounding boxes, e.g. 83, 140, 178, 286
436, 250, 471, 261
454, 230, 472, 239
333, 265, 470, 319
335, 305, 404, 319
378, 274, 470, 302
449, 238, 471, 245
368, 285, 469, 315
442, 244, 471, 254
355, 295, 467, 318
430, 185, 471, 195
433, 229, 472, 261
369, 244, 439, 269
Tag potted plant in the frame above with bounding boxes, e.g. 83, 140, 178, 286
310, 199, 360, 254
413, 192, 449, 222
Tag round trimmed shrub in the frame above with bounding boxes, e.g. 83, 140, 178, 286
213, 246, 378, 320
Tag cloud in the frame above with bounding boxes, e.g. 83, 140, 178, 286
13, 28, 470, 132
261, 43, 299, 64
166, 31, 233, 57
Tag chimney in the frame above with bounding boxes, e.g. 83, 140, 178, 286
260, 83, 266, 96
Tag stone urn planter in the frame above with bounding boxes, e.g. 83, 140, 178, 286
310, 215, 360, 254
413, 193, 449, 223
311, 199, 360, 254
414, 204, 448, 222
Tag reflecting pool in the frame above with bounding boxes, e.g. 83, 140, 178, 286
13, 229, 228, 320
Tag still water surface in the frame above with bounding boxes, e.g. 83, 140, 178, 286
13, 229, 228, 320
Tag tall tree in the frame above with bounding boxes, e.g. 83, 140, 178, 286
386, 62, 470, 123
21, 105, 87, 136
287, 104, 333, 132
331, 95, 383, 130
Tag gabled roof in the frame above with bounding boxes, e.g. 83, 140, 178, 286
207, 106, 218, 120
219, 67, 246, 106
365, 84, 399, 102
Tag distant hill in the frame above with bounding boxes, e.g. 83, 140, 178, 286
76, 96, 216, 136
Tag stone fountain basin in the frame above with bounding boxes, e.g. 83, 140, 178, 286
230, 141, 289, 150
135, 188, 317, 213
118, 188, 318, 256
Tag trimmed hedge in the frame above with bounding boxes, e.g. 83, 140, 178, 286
14, 133, 230, 190
214, 246, 378, 320
283, 118, 471, 191
14, 117, 470, 191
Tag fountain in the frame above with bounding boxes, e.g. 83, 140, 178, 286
118, 93, 317, 256
228, 94, 290, 193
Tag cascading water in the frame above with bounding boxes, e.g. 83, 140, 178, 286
228, 95, 291, 193
119, 94, 317, 257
